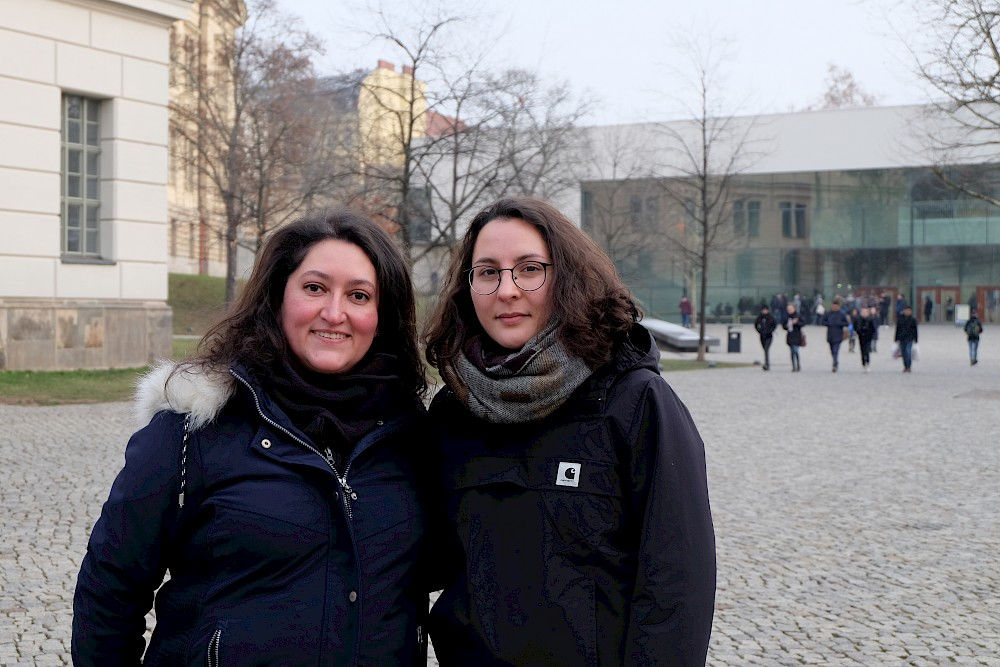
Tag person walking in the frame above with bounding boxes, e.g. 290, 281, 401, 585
783, 303, 805, 371
870, 307, 881, 352
895, 304, 919, 372
924, 294, 934, 322
72, 210, 432, 665
965, 308, 984, 365
423, 197, 716, 666
821, 298, 850, 372
679, 295, 693, 328
755, 305, 777, 371
813, 295, 826, 326
855, 307, 876, 372
895, 293, 909, 323
847, 307, 860, 353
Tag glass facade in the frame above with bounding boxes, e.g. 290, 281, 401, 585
581, 166, 1000, 324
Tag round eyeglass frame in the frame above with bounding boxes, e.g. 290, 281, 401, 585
467, 261, 553, 296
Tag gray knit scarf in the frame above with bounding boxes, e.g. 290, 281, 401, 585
441, 322, 592, 424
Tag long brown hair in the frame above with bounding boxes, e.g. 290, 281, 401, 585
190, 208, 426, 396
424, 196, 639, 369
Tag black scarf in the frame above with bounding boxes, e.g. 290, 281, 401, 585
265, 351, 408, 469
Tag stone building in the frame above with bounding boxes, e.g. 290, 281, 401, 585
0, 0, 189, 371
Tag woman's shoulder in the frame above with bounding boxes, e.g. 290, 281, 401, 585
133, 361, 237, 432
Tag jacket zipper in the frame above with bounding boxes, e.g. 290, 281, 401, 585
207, 627, 221, 667
230, 370, 356, 518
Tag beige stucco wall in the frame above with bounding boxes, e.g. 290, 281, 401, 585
0, 0, 188, 369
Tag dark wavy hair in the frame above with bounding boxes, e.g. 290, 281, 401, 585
190, 208, 426, 396
424, 196, 640, 370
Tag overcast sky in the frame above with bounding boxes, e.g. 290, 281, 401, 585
272, 0, 930, 126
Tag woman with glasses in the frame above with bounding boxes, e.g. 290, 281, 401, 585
424, 196, 716, 665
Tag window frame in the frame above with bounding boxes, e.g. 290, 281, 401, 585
61, 94, 103, 258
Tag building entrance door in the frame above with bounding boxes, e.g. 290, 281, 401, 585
976, 286, 1000, 323
917, 286, 960, 323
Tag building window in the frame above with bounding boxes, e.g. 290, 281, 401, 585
629, 194, 642, 225
581, 191, 593, 232
732, 200, 745, 235
734, 199, 762, 237
61, 95, 101, 256
747, 200, 761, 237
780, 201, 806, 238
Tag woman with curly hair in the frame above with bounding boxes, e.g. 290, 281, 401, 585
424, 196, 716, 665
73, 209, 430, 665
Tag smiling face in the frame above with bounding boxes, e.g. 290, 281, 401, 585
280, 239, 379, 374
469, 217, 554, 351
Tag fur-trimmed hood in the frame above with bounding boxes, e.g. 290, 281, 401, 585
134, 361, 236, 431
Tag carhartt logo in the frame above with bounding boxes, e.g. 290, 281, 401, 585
556, 462, 581, 487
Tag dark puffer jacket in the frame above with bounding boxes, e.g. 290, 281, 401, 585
72, 362, 428, 666
427, 325, 716, 666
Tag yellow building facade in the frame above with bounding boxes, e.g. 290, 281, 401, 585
167, 0, 245, 277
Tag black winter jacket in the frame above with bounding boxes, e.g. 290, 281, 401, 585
72, 362, 428, 666
821, 309, 850, 344
754, 312, 777, 340
427, 325, 716, 666
783, 311, 805, 346
895, 315, 919, 343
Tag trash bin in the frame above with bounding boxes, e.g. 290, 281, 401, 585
727, 325, 741, 353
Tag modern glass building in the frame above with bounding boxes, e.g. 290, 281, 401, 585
576, 106, 1000, 324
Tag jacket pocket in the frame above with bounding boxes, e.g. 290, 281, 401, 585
454, 456, 624, 549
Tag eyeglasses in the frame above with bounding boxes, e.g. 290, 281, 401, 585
467, 260, 553, 295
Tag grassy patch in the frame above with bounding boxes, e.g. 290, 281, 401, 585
660, 359, 752, 372
169, 273, 228, 335
0, 337, 202, 406
0, 367, 146, 405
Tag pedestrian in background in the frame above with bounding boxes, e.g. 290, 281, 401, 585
924, 294, 934, 323
72, 210, 432, 665
755, 304, 777, 371
423, 196, 716, 665
847, 307, 860, 353
679, 295, 693, 328
965, 309, 984, 365
895, 304, 919, 372
870, 307, 881, 352
821, 298, 850, 373
783, 303, 804, 372
855, 307, 876, 372
813, 295, 826, 325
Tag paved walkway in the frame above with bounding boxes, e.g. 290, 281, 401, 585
1, 323, 997, 665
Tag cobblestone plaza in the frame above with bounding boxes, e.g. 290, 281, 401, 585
1, 323, 997, 665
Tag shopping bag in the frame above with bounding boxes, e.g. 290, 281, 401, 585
911, 343, 920, 361
800, 332, 806, 347
892, 342, 901, 359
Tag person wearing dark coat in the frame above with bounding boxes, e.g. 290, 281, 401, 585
964, 309, 984, 365
854, 307, 877, 372
755, 305, 778, 371
72, 211, 431, 665
870, 308, 881, 352
821, 300, 850, 372
895, 305, 919, 372
782, 304, 805, 371
423, 197, 716, 666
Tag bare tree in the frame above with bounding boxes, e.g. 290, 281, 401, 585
413, 67, 590, 259
576, 125, 663, 280
817, 63, 878, 109
351, 5, 461, 248
655, 43, 763, 360
910, 0, 1000, 205
171, 0, 339, 304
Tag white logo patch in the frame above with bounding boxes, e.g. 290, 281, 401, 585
556, 462, 581, 487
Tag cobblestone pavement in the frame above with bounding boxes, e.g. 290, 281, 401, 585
1, 323, 998, 665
